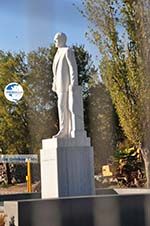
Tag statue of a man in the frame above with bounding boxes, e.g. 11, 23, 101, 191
52, 32, 78, 138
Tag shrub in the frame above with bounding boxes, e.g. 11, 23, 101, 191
113, 146, 145, 187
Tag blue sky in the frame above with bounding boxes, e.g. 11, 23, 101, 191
0, 0, 100, 67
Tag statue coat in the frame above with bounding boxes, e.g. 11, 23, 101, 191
52, 47, 78, 93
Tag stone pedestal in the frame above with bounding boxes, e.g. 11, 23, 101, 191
40, 137, 95, 199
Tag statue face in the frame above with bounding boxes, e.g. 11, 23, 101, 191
54, 33, 67, 48
54, 35, 61, 48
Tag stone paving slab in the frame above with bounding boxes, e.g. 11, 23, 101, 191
115, 188, 150, 194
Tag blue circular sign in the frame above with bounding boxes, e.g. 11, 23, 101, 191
4, 82, 24, 102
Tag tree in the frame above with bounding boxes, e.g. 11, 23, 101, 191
72, 45, 96, 97
81, 0, 150, 186
0, 51, 30, 154
0, 51, 31, 184
86, 83, 117, 173
123, 0, 150, 187
26, 46, 58, 153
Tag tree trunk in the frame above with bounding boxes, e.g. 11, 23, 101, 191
6, 163, 12, 185
141, 148, 150, 188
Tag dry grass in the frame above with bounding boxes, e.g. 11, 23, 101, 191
0, 214, 6, 226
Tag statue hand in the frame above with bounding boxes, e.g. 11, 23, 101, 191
52, 83, 56, 92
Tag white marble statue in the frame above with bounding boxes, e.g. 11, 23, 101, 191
41, 33, 94, 198
52, 32, 78, 138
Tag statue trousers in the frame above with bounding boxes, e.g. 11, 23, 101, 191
57, 91, 71, 137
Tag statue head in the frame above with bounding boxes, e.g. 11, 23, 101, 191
54, 32, 67, 48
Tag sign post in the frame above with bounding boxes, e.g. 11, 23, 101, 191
26, 159, 32, 192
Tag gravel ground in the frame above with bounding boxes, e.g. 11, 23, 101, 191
0, 182, 40, 195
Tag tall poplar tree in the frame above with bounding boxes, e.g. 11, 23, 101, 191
81, 0, 150, 186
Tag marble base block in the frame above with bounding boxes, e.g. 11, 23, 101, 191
40, 138, 95, 199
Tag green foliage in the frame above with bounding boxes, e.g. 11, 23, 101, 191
26, 46, 58, 153
114, 146, 138, 164
81, 0, 150, 147
72, 45, 96, 97
0, 52, 31, 154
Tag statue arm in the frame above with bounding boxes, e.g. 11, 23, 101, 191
66, 48, 78, 87
52, 62, 56, 92
52, 76, 56, 92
